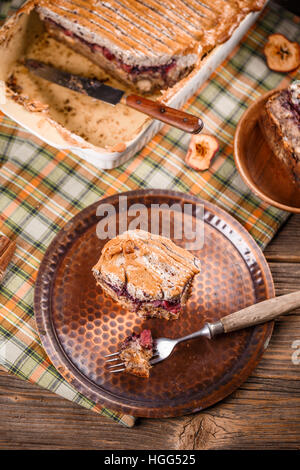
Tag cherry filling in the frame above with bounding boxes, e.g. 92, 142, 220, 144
44, 18, 177, 77
139, 329, 153, 349
123, 329, 153, 350
102, 279, 181, 313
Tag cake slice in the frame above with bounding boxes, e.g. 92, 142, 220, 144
35, 0, 266, 94
119, 329, 153, 378
36, 0, 199, 94
92, 229, 201, 320
259, 82, 300, 184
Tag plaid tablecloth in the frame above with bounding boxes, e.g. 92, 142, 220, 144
0, 1, 299, 427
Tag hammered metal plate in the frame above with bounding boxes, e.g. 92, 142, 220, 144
34, 190, 274, 417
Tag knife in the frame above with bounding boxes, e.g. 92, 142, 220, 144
25, 59, 203, 134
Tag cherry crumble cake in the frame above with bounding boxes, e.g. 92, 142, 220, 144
35, 0, 266, 93
92, 229, 201, 320
119, 329, 154, 378
260, 81, 300, 184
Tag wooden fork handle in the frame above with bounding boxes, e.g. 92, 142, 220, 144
125, 94, 203, 134
219, 291, 300, 333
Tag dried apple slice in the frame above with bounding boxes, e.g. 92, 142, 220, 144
185, 134, 219, 171
264, 34, 300, 73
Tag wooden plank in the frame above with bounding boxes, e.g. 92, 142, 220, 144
264, 215, 300, 262
0, 369, 180, 450
0, 261, 299, 449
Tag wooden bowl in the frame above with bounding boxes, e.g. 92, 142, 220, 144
234, 89, 300, 213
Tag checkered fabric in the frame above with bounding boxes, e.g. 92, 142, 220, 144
0, 1, 299, 427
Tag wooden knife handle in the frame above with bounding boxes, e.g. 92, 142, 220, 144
220, 291, 300, 333
126, 94, 203, 134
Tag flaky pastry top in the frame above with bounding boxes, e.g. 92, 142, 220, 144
36, 0, 266, 64
93, 230, 201, 300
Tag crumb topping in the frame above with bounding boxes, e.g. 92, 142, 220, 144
93, 229, 200, 300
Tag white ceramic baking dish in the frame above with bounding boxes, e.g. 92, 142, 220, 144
0, 2, 265, 169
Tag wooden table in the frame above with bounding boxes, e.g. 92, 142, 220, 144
0, 215, 299, 450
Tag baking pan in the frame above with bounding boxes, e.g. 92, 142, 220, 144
0, 2, 265, 169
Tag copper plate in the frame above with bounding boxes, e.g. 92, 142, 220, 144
234, 89, 300, 213
34, 189, 274, 418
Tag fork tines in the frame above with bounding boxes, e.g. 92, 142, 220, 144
104, 351, 126, 373
104, 349, 158, 373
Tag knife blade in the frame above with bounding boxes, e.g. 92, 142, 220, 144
24, 59, 203, 134
25, 59, 124, 105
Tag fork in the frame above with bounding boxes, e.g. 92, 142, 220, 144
105, 291, 300, 372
